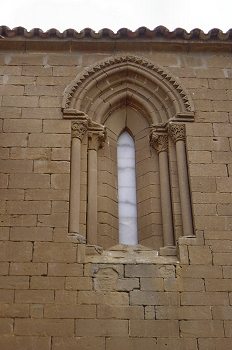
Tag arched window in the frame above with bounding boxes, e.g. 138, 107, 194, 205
62, 55, 195, 256
117, 131, 138, 245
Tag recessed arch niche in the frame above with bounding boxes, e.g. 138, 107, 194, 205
62, 55, 195, 251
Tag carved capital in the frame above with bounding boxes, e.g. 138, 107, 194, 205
71, 118, 88, 140
150, 132, 168, 154
87, 120, 106, 151
168, 123, 186, 143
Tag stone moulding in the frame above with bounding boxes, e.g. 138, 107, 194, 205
62, 55, 194, 124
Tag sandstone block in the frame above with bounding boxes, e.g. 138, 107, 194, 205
52, 336, 105, 350
78, 291, 129, 305
9, 173, 50, 189
225, 320, 232, 337
51, 147, 70, 161
44, 304, 96, 319
189, 164, 227, 177
205, 278, 232, 291
176, 265, 223, 278
55, 290, 77, 304
52, 201, 69, 213
97, 305, 144, 319
0, 336, 51, 350
6, 200, 51, 214
33, 242, 76, 263
106, 337, 158, 350
10, 147, 51, 160
66, 277, 92, 291
0, 319, 14, 335
28, 133, 70, 148
188, 246, 212, 264
3, 119, 42, 133
140, 277, 164, 291
125, 264, 175, 278
0, 106, 22, 119
30, 276, 65, 290
180, 320, 224, 337
34, 160, 70, 174
156, 305, 211, 320
130, 291, 179, 306
24, 85, 62, 96
212, 306, 232, 319
14, 318, 74, 336
214, 252, 232, 265
48, 263, 83, 276
130, 319, 179, 337
0, 304, 29, 318
0, 160, 33, 173
0, 276, 29, 289
75, 319, 128, 337
9, 262, 47, 276
0, 241, 32, 262
39, 96, 61, 108
29, 304, 44, 318
37, 213, 68, 227
0, 214, 37, 227
51, 174, 70, 190
181, 292, 229, 306
187, 136, 229, 151
22, 66, 52, 76
22, 107, 62, 119
188, 150, 212, 164
25, 189, 68, 201
198, 338, 232, 350
157, 338, 197, 350
2, 96, 39, 108
223, 266, 232, 278
43, 119, 71, 133
164, 277, 205, 291
10, 227, 53, 242
0, 133, 28, 146
15, 290, 54, 304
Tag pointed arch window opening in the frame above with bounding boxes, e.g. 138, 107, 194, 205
117, 131, 138, 245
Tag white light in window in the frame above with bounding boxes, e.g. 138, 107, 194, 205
117, 131, 138, 245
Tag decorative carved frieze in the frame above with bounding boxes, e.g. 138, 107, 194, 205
71, 118, 88, 140
150, 132, 168, 154
168, 123, 186, 143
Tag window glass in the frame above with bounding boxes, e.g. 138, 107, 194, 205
117, 131, 138, 245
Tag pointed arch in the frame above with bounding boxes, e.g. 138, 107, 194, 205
62, 55, 194, 125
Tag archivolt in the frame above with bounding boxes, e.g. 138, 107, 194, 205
62, 55, 194, 124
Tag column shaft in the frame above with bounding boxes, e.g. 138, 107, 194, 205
175, 139, 194, 236
87, 149, 98, 245
69, 137, 81, 233
159, 150, 174, 246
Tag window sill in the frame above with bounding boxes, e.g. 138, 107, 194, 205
84, 244, 179, 264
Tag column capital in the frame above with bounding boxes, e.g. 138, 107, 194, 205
150, 131, 168, 154
71, 117, 88, 140
168, 123, 186, 143
88, 120, 106, 151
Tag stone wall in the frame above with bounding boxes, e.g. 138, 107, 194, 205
0, 32, 232, 349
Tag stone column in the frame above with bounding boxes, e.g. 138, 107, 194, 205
168, 123, 194, 236
69, 118, 88, 234
150, 131, 175, 253
87, 121, 106, 245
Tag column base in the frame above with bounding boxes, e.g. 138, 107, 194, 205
160, 245, 177, 256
